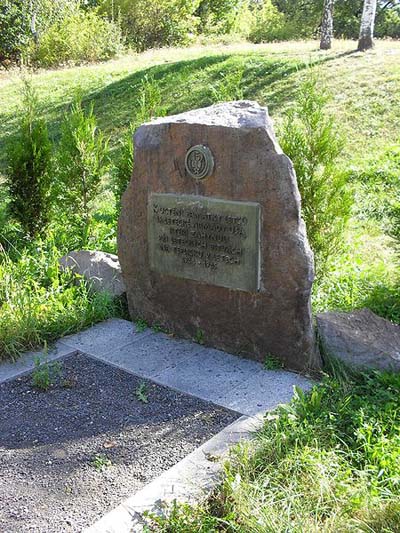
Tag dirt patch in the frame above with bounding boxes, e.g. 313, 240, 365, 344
0, 353, 239, 532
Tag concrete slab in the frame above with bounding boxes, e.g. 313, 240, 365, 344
58, 319, 313, 418
223, 369, 314, 416
0, 342, 76, 384
152, 346, 269, 410
88, 333, 203, 379
59, 318, 151, 356
86, 415, 263, 533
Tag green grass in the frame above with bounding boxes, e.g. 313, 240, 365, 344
1, 40, 399, 173
148, 366, 400, 532
0, 39, 399, 531
0, 234, 124, 361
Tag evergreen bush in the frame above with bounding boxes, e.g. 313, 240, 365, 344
6, 81, 52, 238
55, 96, 109, 247
114, 76, 166, 214
280, 74, 353, 277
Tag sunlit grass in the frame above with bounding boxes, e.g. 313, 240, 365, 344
149, 368, 400, 532
0, 235, 123, 360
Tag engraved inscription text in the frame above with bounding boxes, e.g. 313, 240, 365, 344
148, 194, 260, 291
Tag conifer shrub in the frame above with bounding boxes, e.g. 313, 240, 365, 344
6, 81, 52, 238
280, 74, 353, 277
113, 76, 166, 214
55, 97, 109, 247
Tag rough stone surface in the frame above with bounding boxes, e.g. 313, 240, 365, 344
118, 101, 320, 371
59, 250, 125, 297
317, 308, 400, 371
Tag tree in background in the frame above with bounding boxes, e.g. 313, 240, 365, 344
0, 0, 121, 66
320, 0, 334, 49
0, 0, 27, 62
100, 0, 199, 52
269, 0, 399, 41
6, 81, 52, 237
358, 0, 378, 49
196, 0, 243, 34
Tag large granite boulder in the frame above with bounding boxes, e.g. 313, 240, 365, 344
317, 308, 400, 371
118, 101, 320, 372
59, 250, 125, 297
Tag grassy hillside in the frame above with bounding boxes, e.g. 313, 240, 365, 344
1, 40, 399, 174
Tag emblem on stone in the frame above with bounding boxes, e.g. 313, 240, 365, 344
185, 145, 214, 180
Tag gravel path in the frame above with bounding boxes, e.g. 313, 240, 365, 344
0, 353, 239, 532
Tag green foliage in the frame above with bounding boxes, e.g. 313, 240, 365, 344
55, 96, 109, 247
269, 0, 400, 41
264, 353, 284, 370
196, 0, 245, 35
385, 144, 400, 255
210, 64, 244, 101
135, 381, 149, 403
248, 0, 286, 42
0, 0, 27, 61
194, 328, 205, 345
152, 369, 400, 530
6, 80, 52, 238
135, 318, 149, 332
314, 257, 400, 325
91, 453, 112, 471
376, 4, 400, 38
280, 74, 352, 277
113, 76, 165, 213
32, 351, 62, 391
113, 124, 134, 215
0, 235, 121, 361
30, 6, 122, 67
135, 75, 167, 125
270, 0, 324, 39
0, 0, 89, 63
346, 143, 400, 262
101, 0, 199, 52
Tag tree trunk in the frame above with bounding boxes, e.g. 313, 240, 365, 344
358, 0, 377, 51
320, 0, 334, 50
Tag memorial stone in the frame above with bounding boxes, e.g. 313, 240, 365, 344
118, 101, 320, 371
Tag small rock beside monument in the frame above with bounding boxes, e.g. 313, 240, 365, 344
317, 308, 400, 372
59, 250, 125, 297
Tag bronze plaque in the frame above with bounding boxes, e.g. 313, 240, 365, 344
148, 193, 261, 291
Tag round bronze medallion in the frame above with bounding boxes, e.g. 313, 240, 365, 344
185, 145, 214, 180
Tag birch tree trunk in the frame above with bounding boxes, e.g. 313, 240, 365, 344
320, 0, 334, 50
358, 0, 377, 51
